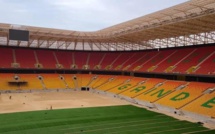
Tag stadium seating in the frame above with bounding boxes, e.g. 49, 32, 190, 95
88, 52, 104, 69
135, 81, 187, 102
61, 74, 75, 89
111, 52, 133, 70
91, 75, 115, 89
153, 48, 193, 73
0, 45, 214, 75
74, 52, 89, 69
41, 74, 67, 89
36, 50, 56, 69
195, 51, 215, 74
121, 52, 145, 71
0, 73, 18, 90
15, 49, 36, 68
107, 77, 146, 94
55, 51, 73, 69
19, 74, 43, 90
76, 74, 94, 88
138, 50, 175, 72
100, 53, 120, 70
119, 78, 165, 98
173, 46, 215, 74
97, 76, 131, 91
0, 48, 13, 68
155, 82, 215, 109
128, 51, 157, 71
182, 91, 215, 117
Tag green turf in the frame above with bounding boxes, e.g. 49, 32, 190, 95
0, 105, 214, 134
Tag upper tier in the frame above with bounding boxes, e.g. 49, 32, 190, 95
0, 45, 214, 75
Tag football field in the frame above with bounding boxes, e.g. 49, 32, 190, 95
0, 105, 214, 134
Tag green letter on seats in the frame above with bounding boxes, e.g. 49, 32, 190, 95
130, 86, 146, 93
150, 89, 172, 98
118, 84, 131, 90
170, 92, 190, 101
201, 97, 215, 108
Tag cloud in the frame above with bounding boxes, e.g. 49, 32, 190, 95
0, 0, 188, 31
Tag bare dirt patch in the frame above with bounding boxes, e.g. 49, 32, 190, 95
0, 91, 129, 114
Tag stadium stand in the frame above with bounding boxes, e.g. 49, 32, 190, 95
107, 77, 146, 94
61, 74, 75, 89
0, 46, 214, 76
19, 74, 43, 90
0, 73, 19, 90
155, 82, 215, 109
121, 52, 144, 71
111, 52, 132, 70
97, 76, 131, 91
100, 52, 119, 70
119, 78, 166, 98
0, 48, 13, 68
182, 91, 215, 117
128, 51, 157, 71
55, 51, 73, 69
138, 50, 175, 72
76, 74, 94, 88
74, 52, 89, 69
153, 48, 193, 73
36, 50, 56, 69
41, 74, 67, 89
15, 49, 36, 68
135, 81, 187, 103
91, 75, 115, 89
173, 46, 215, 74
195, 50, 215, 74
88, 52, 104, 69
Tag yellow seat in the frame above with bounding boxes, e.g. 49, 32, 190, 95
42, 74, 67, 89
62, 74, 75, 89
135, 81, 187, 102
155, 82, 215, 109
91, 75, 114, 89
182, 91, 215, 117
119, 78, 165, 98
108, 77, 146, 94
0, 74, 18, 90
98, 76, 131, 91
19, 74, 43, 90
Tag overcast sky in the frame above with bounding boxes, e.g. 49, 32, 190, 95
0, 0, 188, 31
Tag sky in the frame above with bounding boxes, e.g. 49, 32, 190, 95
0, 0, 188, 31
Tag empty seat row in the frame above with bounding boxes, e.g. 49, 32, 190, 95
0, 45, 214, 75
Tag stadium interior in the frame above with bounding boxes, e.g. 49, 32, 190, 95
0, 0, 215, 133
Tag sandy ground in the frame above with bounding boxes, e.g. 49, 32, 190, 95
0, 91, 129, 114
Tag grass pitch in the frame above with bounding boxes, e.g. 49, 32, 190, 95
0, 105, 214, 134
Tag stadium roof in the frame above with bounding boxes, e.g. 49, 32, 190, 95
0, 0, 215, 51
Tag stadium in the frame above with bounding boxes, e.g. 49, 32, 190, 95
0, 0, 215, 133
